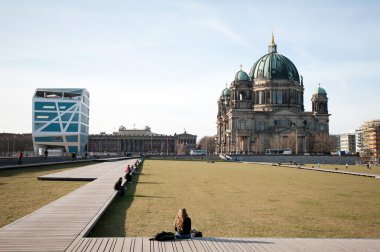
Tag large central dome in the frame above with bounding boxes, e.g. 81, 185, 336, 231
249, 35, 299, 82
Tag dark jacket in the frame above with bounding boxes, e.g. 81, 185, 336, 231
114, 180, 122, 191
175, 217, 191, 235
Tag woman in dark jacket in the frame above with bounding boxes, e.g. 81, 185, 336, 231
174, 208, 191, 239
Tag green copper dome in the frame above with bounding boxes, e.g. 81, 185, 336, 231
222, 87, 230, 97
249, 53, 299, 81
249, 37, 299, 82
314, 86, 327, 95
235, 69, 250, 82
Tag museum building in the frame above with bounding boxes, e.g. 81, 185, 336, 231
88, 126, 196, 155
216, 35, 330, 154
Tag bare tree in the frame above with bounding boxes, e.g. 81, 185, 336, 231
309, 132, 333, 154
198, 136, 216, 154
253, 135, 265, 154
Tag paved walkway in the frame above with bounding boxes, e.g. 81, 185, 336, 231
245, 162, 380, 178
0, 159, 135, 252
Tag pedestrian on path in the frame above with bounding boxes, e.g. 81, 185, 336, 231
18, 152, 23, 165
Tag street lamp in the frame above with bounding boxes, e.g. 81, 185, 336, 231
5, 137, 10, 157
12, 136, 16, 156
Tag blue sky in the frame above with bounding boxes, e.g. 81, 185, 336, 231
0, 0, 379, 138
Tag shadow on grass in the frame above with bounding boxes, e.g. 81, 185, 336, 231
87, 160, 144, 237
129, 194, 173, 199
136, 181, 163, 185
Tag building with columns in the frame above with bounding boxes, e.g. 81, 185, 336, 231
216, 35, 330, 154
88, 126, 196, 155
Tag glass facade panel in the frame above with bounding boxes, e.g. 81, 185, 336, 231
58, 102, 75, 111
34, 112, 58, 121
61, 113, 72, 121
68, 146, 78, 153
42, 123, 61, 132
35, 102, 56, 111
35, 136, 63, 142
66, 135, 78, 142
67, 123, 78, 132
72, 113, 79, 121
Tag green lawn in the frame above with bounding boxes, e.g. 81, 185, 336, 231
303, 163, 380, 175
90, 160, 380, 238
0, 163, 91, 228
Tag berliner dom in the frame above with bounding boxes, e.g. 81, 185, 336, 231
216, 34, 330, 154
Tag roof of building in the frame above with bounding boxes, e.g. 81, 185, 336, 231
249, 35, 299, 82
314, 86, 327, 95
34, 88, 88, 99
117, 129, 165, 137
234, 68, 250, 82
176, 131, 197, 138
222, 87, 230, 97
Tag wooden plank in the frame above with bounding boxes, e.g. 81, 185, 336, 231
179, 239, 195, 252
133, 237, 143, 252
203, 237, 222, 252
211, 238, 235, 252
278, 238, 313, 252
121, 238, 134, 252
112, 238, 125, 252
141, 237, 152, 252
192, 238, 209, 252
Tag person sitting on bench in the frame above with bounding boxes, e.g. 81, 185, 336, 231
174, 208, 191, 239
125, 165, 132, 183
114, 177, 124, 196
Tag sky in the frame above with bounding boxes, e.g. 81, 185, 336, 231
0, 0, 379, 139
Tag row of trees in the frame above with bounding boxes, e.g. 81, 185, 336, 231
0, 133, 34, 156
254, 132, 333, 154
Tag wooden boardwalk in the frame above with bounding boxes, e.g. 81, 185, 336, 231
1, 159, 380, 251
0, 159, 135, 252
68, 237, 380, 252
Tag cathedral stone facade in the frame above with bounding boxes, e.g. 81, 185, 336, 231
216, 35, 330, 154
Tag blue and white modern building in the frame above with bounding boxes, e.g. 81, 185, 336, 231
32, 88, 90, 155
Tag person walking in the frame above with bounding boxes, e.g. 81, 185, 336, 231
44, 149, 48, 160
18, 151, 23, 165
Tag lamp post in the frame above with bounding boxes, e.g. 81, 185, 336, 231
6, 137, 9, 157
12, 136, 16, 156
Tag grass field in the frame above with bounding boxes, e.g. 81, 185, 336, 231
0, 163, 91, 228
303, 163, 380, 175
89, 160, 380, 238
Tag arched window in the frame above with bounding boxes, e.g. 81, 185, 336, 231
239, 91, 246, 100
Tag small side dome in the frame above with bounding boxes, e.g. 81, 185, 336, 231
235, 69, 250, 82
222, 87, 230, 97
314, 85, 327, 95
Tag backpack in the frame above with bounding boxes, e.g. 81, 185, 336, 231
149, 231, 175, 241
191, 229, 203, 237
